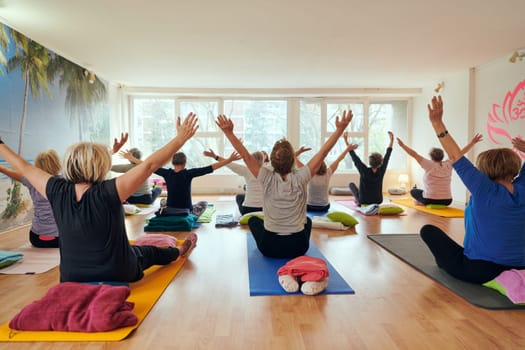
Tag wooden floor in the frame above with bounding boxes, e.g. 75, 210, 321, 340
0, 194, 524, 350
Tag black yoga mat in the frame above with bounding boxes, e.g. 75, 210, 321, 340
367, 234, 525, 310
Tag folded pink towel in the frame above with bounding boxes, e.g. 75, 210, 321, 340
9, 282, 138, 332
133, 233, 178, 247
277, 256, 329, 282
495, 269, 525, 304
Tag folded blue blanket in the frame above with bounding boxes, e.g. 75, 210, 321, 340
0, 250, 23, 268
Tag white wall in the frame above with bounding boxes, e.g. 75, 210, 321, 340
411, 70, 470, 204
474, 57, 525, 153
410, 55, 525, 204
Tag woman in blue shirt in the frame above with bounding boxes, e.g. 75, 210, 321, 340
420, 96, 525, 284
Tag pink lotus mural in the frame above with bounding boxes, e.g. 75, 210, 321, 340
487, 79, 525, 158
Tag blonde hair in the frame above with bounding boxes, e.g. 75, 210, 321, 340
476, 148, 522, 182
34, 150, 61, 175
270, 139, 295, 175
62, 142, 112, 183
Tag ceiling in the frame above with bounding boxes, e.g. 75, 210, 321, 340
1, 0, 524, 89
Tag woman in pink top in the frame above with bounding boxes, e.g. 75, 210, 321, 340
397, 134, 482, 206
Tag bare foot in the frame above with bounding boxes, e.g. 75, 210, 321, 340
179, 233, 197, 257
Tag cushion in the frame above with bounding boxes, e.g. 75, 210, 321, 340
377, 204, 404, 215
329, 187, 353, 196
426, 204, 448, 209
326, 211, 358, 227
123, 204, 141, 215
239, 211, 265, 225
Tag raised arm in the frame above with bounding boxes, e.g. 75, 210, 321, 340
427, 96, 463, 162
387, 131, 394, 149
0, 164, 23, 182
119, 150, 142, 165
294, 146, 311, 169
459, 133, 483, 157
512, 137, 525, 154
112, 132, 129, 154
0, 140, 51, 198
115, 113, 198, 202
396, 137, 424, 164
216, 114, 261, 177
306, 110, 353, 175
210, 151, 241, 171
329, 143, 353, 172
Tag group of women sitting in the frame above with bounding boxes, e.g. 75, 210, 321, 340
0, 96, 523, 287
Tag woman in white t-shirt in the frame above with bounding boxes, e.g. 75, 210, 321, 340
397, 134, 482, 206
296, 144, 353, 212
204, 148, 268, 215
216, 111, 352, 259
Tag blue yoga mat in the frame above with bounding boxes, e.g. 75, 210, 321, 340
247, 234, 355, 296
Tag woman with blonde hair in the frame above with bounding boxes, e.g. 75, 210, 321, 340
0, 149, 61, 248
420, 96, 525, 284
0, 113, 199, 283
216, 111, 352, 259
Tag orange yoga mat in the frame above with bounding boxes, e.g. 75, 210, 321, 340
0, 246, 192, 342
391, 198, 464, 218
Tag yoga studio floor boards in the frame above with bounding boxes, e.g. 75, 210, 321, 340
0, 195, 523, 350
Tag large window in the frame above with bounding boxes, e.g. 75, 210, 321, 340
130, 95, 409, 172
299, 99, 408, 171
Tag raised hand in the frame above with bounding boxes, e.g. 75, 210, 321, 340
177, 112, 199, 141
428, 95, 444, 125
228, 151, 242, 162
112, 132, 129, 154
471, 133, 483, 144
119, 149, 132, 161
335, 110, 353, 131
295, 146, 312, 157
203, 148, 217, 159
512, 137, 525, 153
215, 114, 234, 134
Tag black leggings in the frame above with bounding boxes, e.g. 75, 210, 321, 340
29, 230, 59, 248
248, 216, 312, 258
127, 187, 163, 205
131, 245, 180, 271
235, 194, 262, 215
410, 188, 452, 206
420, 224, 524, 284
307, 203, 330, 212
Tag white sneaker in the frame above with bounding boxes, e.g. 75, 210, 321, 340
300, 278, 329, 295
278, 275, 299, 293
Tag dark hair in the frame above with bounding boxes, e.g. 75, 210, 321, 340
129, 147, 142, 160
270, 139, 295, 175
429, 148, 444, 162
172, 152, 186, 165
316, 161, 327, 176
369, 152, 383, 169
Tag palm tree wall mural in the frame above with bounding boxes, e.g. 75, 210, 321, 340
0, 22, 109, 225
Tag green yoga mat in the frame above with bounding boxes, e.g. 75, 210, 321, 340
367, 234, 525, 310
